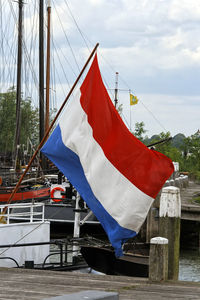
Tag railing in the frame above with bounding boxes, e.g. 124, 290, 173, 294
0, 202, 45, 224
0, 239, 88, 271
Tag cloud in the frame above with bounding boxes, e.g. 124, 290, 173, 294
169, 0, 200, 22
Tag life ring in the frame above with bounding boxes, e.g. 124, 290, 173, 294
51, 186, 65, 202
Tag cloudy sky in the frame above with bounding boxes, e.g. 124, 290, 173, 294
51, 0, 200, 138
2, 0, 200, 138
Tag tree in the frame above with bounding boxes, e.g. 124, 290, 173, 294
150, 131, 172, 155
147, 131, 184, 169
0, 88, 16, 154
130, 122, 200, 178
0, 88, 39, 154
183, 132, 200, 177
133, 122, 147, 142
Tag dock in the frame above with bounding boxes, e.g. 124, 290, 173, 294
1, 267, 200, 300
181, 181, 200, 205
181, 181, 200, 221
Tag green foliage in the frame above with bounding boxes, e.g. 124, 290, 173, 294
148, 131, 184, 168
131, 122, 194, 175
182, 132, 200, 176
0, 87, 16, 153
132, 123, 185, 169
132, 121, 200, 179
0, 88, 39, 153
194, 171, 200, 182
133, 122, 147, 142
171, 133, 186, 149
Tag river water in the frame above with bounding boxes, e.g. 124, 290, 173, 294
179, 249, 200, 282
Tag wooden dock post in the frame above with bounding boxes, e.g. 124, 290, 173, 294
149, 237, 168, 282
159, 186, 181, 280
146, 192, 160, 243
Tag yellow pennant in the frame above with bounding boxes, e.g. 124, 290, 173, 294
130, 93, 138, 106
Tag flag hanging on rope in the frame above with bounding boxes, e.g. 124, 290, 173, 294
130, 93, 139, 106
41, 54, 174, 257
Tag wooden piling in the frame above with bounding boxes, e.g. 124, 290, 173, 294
159, 186, 181, 280
149, 237, 168, 282
146, 207, 159, 242
146, 192, 160, 243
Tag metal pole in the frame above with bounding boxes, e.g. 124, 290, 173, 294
72, 192, 81, 260
114, 72, 118, 108
129, 89, 132, 131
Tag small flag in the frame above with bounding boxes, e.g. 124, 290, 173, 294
130, 93, 138, 106
41, 54, 174, 257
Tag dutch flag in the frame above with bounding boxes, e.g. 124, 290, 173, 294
41, 54, 174, 257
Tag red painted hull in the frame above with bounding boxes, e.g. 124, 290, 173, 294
0, 186, 50, 203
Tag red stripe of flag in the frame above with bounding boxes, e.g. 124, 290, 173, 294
80, 54, 174, 198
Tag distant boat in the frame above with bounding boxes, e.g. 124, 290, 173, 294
0, 184, 50, 203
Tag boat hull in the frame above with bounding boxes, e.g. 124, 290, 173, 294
0, 186, 50, 203
80, 246, 149, 277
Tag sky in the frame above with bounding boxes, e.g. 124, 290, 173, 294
1, 0, 200, 138
51, 0, 200, 138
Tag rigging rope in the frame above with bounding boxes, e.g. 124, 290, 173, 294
63, 0, 90, 52
52, 0, 81, 73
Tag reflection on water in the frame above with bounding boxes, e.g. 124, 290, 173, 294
179, 249, 200, 282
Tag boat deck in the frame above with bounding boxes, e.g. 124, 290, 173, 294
1, 267, 200, 299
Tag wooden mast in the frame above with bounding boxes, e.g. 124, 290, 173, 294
14, 0, 23, 171
45, 0, 51, 134
39, 0, 45, 170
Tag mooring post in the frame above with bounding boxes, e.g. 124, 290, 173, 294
159, 186, 181, 280
146, 192, 160, 243
149, 237, 168, 281
146, 207, 159, 242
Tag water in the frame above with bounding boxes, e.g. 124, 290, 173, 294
50, 238, 200, 282
179, 249, 200, 282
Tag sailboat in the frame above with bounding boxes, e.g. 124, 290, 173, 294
0, 1, 51, 204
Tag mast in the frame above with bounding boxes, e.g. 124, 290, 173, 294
39, 0, 45, 170
45, 0, 51, 133
14, 0, 23, 170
